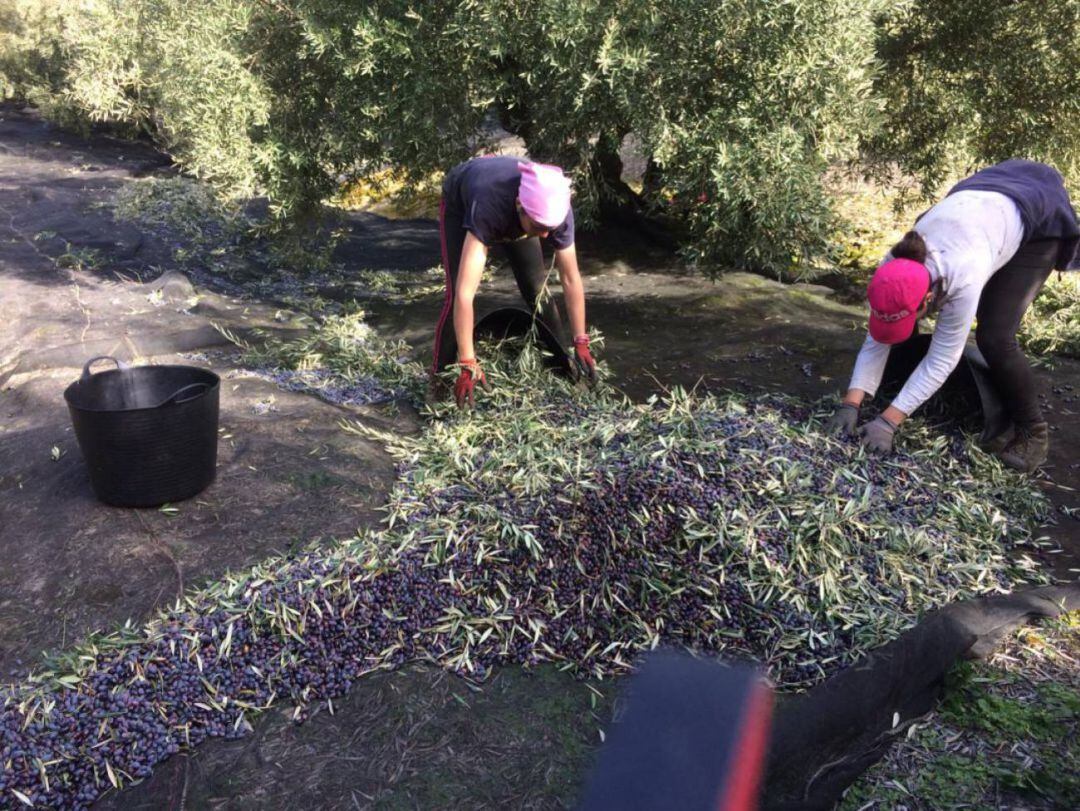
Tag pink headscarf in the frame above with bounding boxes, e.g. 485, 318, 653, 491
517, 161, 572, 228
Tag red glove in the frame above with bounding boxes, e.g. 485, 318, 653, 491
573, 334, 596, 381
454, 358, 486, 408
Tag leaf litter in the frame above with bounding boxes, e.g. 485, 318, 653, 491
0, 331, 1055, 808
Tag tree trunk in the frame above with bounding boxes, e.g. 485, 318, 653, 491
590, 132, 679, 249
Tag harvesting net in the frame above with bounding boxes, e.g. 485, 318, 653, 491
0, 338, 1051, 808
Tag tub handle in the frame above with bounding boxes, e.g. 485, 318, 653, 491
80, 356, 129, 383
160, 382, 210, 407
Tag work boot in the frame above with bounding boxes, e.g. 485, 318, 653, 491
979, 422, 1014, 455
998, 421, 1048, 474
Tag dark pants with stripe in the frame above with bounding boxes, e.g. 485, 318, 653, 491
431, 197, 569, 374
975, 239, 1058, 428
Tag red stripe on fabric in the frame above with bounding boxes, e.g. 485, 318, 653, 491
431, 196, 453, 374
715, 684, 773, 811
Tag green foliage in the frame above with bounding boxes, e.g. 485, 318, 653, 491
234, 2, 496, 220
842, 613, 1080, 809
237, 0, 886, 275
824, 169, 932, 284
54, 244, 101, 271
940, 661, 1077, 742
87, 0, 270, 199
592, 0, 883, 277
1020, 274, 1080, 359
869, 0, 1080, 193
0, 0, 81, 124
1, 0, 883, 277
241, 309, 425, 396
1, 0, 270, 195
111, 177, 245, 245
6, 0, 1079, 281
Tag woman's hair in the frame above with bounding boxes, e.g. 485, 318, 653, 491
890, 230, 928, 264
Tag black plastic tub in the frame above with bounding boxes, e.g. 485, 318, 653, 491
474, 307, 574, 378
63, 356, 220, 507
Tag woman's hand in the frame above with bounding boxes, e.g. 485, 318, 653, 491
454, 358, 486, 408
859, 414, 899, 453
573, 334, 596, 381
826, 403, 859, 436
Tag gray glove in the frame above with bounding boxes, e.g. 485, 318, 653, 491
826, 403, 860, 436
859, 415, 898, 454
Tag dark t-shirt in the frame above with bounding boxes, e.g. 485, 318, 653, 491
442, 156, 575, 250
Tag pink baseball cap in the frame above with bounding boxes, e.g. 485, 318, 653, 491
866, 258, 931, 344
517, 161, 571, 228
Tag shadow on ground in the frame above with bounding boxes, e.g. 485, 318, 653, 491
95, 664, 608, 810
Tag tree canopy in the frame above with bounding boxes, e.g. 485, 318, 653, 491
2, 0, 1078, 276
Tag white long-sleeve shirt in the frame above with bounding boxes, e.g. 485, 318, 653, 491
849, 190, 1025, 415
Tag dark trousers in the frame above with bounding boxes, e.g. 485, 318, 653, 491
975, 239, 1058, 428
431, 197, 569, 374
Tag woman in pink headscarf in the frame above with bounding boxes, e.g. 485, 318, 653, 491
432, 156, 596, 407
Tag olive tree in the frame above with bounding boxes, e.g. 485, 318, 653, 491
275, 0, 883, 275
4, 0, 885, 276
868, 0, 1080, 192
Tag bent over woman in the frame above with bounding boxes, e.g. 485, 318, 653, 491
828, 159, 1080, 472
432, 156, 597, 407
